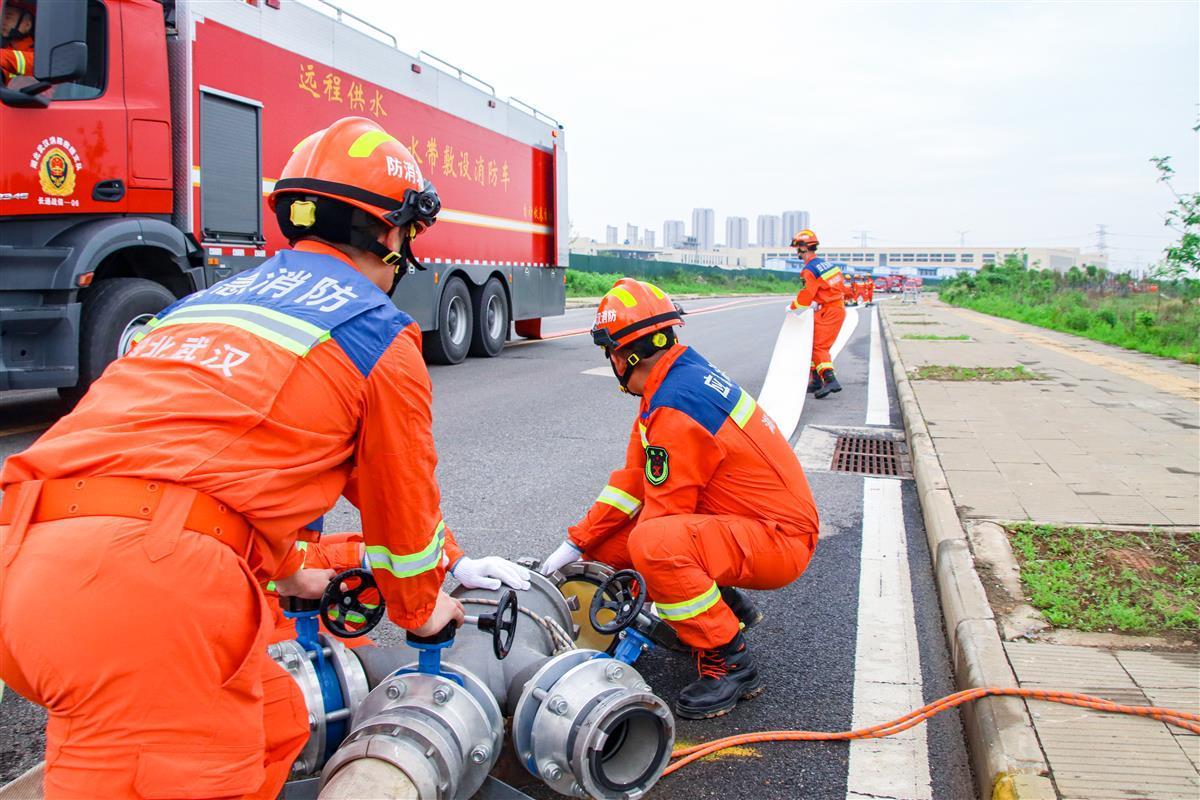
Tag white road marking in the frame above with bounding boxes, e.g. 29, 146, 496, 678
581, 366, 610, 376
847, 477, 931, 800
866, 306, 890, 426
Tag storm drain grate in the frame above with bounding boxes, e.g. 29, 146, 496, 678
830, 435, 906, 477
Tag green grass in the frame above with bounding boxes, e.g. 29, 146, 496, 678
902, 334, 971, 341
910, 364, 1044, 381
1008, 524, 1200, 634
566, 270, 796, 299
940, 259, 1200, 364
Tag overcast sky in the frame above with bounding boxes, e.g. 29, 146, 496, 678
337, 0, 1198, 269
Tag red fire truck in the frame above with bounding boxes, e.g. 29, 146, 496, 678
0, 0, 567, 398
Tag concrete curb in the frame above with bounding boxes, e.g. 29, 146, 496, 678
879, 310, 1056, 800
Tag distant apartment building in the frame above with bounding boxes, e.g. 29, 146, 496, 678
756, 214, 782, 248
605, 225, 618, 245
781, 210, 811, 241
692, 208, 715, 251
643, 229, 655, 248
626, 223, 639, 246
725, 216, 749, 249
663, 220, 686, 248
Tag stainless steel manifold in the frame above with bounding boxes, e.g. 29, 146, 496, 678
301, 569, 674, 800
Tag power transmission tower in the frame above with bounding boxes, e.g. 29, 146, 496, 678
853, 230, 871, 248
1095, 224, 1108, 254
956, 230, 969, 247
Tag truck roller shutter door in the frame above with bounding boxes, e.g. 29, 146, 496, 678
199, 91, 262, 243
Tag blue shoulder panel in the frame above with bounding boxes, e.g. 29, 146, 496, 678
644, 348, 742, 436
803, 257, 826, 282
178, 249, 412, 377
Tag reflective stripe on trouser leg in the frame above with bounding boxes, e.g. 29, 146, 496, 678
655, 582, 721, 621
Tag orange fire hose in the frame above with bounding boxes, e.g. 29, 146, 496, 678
663, 686, 1200, 776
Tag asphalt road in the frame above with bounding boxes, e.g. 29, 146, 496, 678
0, 295, 975, 799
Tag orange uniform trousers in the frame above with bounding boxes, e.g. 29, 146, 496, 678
0, 515, 309, 799
581, 514, 814, 649
812, 301, 847, 373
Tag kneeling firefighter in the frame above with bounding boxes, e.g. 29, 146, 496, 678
540, 278, 820, 719
788, 229, 846, 398
0, 117, 527, 799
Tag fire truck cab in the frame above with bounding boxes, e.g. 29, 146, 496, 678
0, 0, 567, 398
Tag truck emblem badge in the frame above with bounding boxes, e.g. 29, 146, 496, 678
30, 138, 83, 198
645, 446, 669, 486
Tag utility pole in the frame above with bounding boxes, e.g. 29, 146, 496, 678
956, 230, 969, 247
1095, 224, 1108, 255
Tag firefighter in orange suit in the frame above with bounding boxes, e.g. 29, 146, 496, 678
0, 117, 527, 799
539, 278, 820, 719
842, 273, 857, 305
788, 229, 846, 398
864, 277, 875, 305
0, 0, 34, 85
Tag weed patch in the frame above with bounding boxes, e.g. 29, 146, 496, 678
1007, 524, 1200, 634
910, 364, 1044, 381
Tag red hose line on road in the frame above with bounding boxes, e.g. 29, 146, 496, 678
663, 686, 1200, 776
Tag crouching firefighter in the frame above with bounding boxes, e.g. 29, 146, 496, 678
540, 278, 820, 719
788, 229, 846, 398
0, 117, 527, 800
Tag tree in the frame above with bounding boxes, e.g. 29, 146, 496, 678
1150, 123, 1200, 282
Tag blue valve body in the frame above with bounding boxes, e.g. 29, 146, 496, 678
284, 607, 348, 759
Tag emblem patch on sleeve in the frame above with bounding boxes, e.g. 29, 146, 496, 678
645, 446, 669, 486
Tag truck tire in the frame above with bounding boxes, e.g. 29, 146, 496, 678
60, 278, 176, 403
423, 277, 472, 365
468, 277, 509, 358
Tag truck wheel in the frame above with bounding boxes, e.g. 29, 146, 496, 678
60, 278, 176, 403
468, 278, 509, 358
423, 277, 472, 365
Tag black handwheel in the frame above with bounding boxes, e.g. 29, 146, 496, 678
477, 589, 518, 659
589, 569, 647, 635
320, 568, 385, 638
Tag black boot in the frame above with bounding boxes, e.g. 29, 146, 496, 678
675, 631, 762, 719
806, 369, 821, 393
814, 368, 842, 399
719, 586, 763, 631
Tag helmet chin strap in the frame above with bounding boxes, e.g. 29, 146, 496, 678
353, 225, 424, 298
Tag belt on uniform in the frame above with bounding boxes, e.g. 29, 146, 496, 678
0, 477, 252, 559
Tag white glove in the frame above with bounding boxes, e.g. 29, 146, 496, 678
539, 540, 583, 575
451, 556, 531, 591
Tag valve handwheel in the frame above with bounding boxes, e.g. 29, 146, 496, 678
320, 568, 385, 638
589, 569, 647, 635
477, 589, 519, 660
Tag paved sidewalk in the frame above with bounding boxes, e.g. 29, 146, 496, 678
886, 299, 1198, 527
881, 298, 1199, 799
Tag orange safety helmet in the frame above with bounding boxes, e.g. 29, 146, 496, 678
791, 229, 819, 249
268, 117, 440, 283
591, 278, 684, 392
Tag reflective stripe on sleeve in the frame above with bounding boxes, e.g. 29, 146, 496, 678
596, 485, 642, 517
729, 388, 757, 429
638, 422, 649, 449
14, 50, 26, 75
363, 521, 446, 579
655, 582, 721, 622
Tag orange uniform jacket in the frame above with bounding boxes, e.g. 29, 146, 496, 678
0, 37, 32, 84
1, 241, 462, 630
569, 345, 818, 551
791, 257, 845, 309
